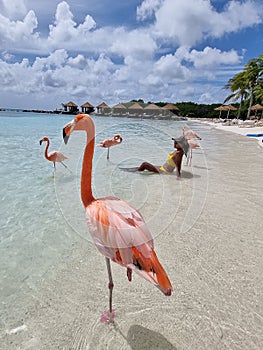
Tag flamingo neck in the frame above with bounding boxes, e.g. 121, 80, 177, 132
81, 132, 95, 207
44, 140, 50, 160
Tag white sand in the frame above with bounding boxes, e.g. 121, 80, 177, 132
191, 118, 263, 147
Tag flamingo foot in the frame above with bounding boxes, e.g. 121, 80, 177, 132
100, 310, 116, 323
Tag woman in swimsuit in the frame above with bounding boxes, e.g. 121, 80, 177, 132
136, 136, 188, 178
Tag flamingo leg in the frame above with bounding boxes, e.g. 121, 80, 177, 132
107, 148, 110, 160
127, 267, 132, 281
106, 258, 114, 314
99, 257, 115, 323
61, 161, 68, 168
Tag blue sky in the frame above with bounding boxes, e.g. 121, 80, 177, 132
0, 0, 263, 109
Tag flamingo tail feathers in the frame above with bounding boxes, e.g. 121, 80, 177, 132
131, 246, 172, 296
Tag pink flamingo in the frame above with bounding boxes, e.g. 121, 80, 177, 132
39, 136, 69, 171
63, 114, 172, 323
182, 126, 202, 166
97, 134, 123, 159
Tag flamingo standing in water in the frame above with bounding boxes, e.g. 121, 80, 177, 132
182, 126, 202, 166
97, 134, 123, 159
63, 114, 172, 323
39, 136, 69, 171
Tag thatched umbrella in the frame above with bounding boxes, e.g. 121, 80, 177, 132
249, 104, 263, 118
214, 105, 227, 118
214, 105, 236, 118
226, 105, 237, 118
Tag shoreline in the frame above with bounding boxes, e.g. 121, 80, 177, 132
189, 118, 263, 148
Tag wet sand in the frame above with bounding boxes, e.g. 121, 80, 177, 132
1, 123, 263, 350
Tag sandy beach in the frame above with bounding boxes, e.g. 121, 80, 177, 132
191, 118, 263, 148
1, 119, 263, 350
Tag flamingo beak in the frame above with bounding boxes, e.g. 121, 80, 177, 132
63, 120, 75, 144
39, 139, 43, 145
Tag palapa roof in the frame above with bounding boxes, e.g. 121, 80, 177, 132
64, 101, 78, 107
215, 104, 237, 111
144, 103, 161, 110
214, 105, 229, 111
96, 102, 110, 108
249, 103, 263, 110
129, 102, 144, 109
112, 103, 127, 109
81, 101, 94, 108
162, 103, 179, 110
227, 104, 237, 110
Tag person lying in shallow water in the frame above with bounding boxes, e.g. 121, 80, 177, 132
121, 136, 189, 178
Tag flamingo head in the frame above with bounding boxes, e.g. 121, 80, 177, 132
63, 114, 90, 144
39, 136, 49, 145
114, 134, 123, 143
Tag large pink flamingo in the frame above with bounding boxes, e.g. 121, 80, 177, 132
39, 136, 68, 171
97, 134, 123, 159
63, 114, 172, 323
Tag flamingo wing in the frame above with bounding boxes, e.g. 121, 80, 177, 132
86, 197, 172, 295
48, 151, 68, 162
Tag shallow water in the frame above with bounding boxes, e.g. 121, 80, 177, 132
0, 111, 204, 327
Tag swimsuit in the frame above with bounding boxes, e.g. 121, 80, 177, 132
159, 153, 176, 174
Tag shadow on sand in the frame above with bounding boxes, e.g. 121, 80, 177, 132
115, 324, 177, 350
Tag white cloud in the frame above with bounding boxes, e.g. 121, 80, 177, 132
151, 0, 263, 46
110, 29, 157, 59
154, 53, 190, 81
186, 47, 242, 69
136, 0, 163, 21
0, 10, 39, 46
0, 0, 27, 20
0, 0, 262, 109
48, 1, 96, 45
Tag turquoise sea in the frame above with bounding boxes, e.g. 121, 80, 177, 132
0, 110, 210, 330
3, 110, 263, 350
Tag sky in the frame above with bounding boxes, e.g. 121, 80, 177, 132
0, 0, 263, 110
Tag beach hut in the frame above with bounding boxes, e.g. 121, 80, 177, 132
96, 102, 111, 115
162, 103, 179, 117
81, 102, 95, 114
144, 103, 162, 117
63, 101, 79, 113
128, 102, 144, 117
112, 103, 127, 116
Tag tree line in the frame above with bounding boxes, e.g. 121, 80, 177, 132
133, 54, 263, 120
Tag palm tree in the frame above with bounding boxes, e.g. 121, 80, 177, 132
245, 55, 263, 119
224, 71, 249, 119
254, 82, 263, 104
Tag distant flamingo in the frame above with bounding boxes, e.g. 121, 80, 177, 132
63, 114, 172, 323
39, 136, 68, 171
97, 134, 123, 159
182, 126, 202, 166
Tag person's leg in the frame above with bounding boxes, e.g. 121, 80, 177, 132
137, 162, 159, 173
